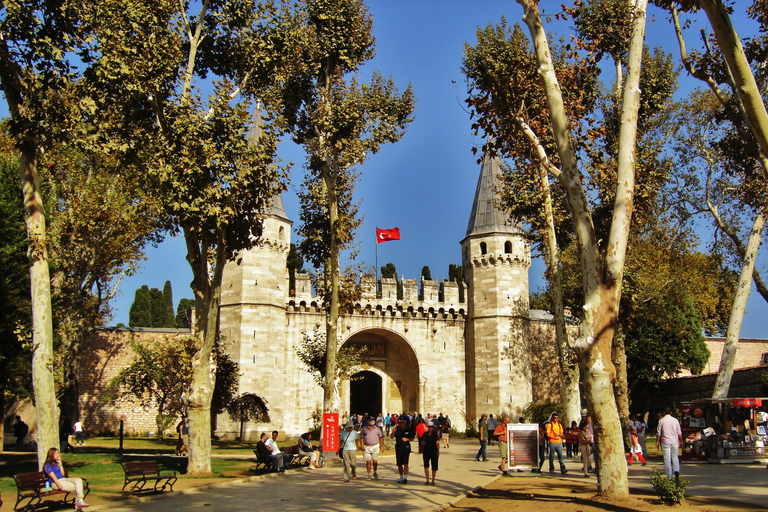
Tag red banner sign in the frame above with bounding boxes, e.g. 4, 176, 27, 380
732, 398, 762, 407
323, 413, 339, 452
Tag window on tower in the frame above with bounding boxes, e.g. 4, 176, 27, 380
504, 241, 512, 253
480, 242, 487, 255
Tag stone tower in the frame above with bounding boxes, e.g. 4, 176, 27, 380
461, 151, 532, 421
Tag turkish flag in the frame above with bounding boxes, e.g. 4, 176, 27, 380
376, 227, 400, 244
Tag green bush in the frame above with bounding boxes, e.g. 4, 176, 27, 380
522, 400, 561, 424
650, 468, 688, 505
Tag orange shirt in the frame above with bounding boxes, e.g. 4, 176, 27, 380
546, 421, 564, 443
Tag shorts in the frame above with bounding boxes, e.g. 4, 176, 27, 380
395, 446, 411, 466
423, 452, 439, 470
363, 444, 380, 462
498, 441, 508, 458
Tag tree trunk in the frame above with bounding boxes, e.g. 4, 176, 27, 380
537, 162, 580, 426
21, 143, 59, 469
322, 164, 340, 414
699, 0, 768, 160
184, 233, 225, 475
516, 0, 648, 498
612, 332, 630, 423
712, 210, 766, 398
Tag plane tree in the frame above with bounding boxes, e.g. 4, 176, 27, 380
463, 0, 650, 497
285, 0, 415, 413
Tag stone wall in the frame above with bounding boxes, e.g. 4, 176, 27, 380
78, 328, 193, 436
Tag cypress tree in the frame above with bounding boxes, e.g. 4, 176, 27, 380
162, 280, 176, 327
129, 285, 152, 327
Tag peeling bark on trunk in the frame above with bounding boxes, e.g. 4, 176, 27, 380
516, 0, 648, 498
712, 210, 766, 398
21, 143, 59, 469
322, 163, 340, 414
183, 230, 225, 475
612, 332, 630, 422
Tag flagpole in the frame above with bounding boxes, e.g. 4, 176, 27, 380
375, 231, 379, 296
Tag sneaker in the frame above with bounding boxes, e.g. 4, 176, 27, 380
366, 475, 373, 481
561, 470, 568, 475
396, 477, 404, 483
583, 473, 589, 477
549, 470, 555, 474
402, 478, 407, 484
75, 500, 89, 507
373, 472, 379, 481
641, 462, 646, 466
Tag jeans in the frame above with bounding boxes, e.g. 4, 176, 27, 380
549, 442, 566, 472
661, 443, 679, 479
476, 440, 487, 461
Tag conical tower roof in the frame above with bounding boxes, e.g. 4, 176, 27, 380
465, 150, 522, 238
247, 107, 289, 222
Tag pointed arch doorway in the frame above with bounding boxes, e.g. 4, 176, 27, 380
340, 328, 420, 415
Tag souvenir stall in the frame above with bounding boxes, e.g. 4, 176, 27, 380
679, 398, 767, 464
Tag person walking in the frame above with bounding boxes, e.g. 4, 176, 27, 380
627, 426, 646, 466
441, 414, 451, 448
73, 418, 85, 446
486, 414, 497, 446
578, 420, 591, 477
493, 415, 511, 474
359, 417, 384, 481
13, 416, 28, 449
546, 412, 567, 474
475, 414, 488, 461
391, 415, 414, 484
656, 407, 682, 480
421, 420, 441, 485
340, 421, 359, 482
635, 413, 648, 459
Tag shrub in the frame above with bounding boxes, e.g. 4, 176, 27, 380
650, 468, 688, 505
522, 400, 561, 424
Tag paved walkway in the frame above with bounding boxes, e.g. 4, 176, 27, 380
92, 439, 767, 512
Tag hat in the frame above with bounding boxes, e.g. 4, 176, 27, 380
581, 409, 588, 416
345, 421, 354, 429
397, 417, 406, 423
427, 420, 435, 427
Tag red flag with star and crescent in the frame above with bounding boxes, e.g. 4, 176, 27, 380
376, 227, 400, 244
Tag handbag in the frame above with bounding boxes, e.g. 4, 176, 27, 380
339, 430, 351, 459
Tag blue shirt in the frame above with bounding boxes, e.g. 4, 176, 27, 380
340, 429, 358, 451
43, 462, 64, 486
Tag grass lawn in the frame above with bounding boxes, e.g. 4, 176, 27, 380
0, 437, 293, 511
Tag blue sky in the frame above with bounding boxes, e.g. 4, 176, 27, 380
105, 1, 768, 338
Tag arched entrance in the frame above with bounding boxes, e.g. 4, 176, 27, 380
340, 328, 420, 415
350, 370, 382, 416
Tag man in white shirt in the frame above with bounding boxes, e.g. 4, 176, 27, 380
265, 430, 292, 472
656, 408, 682, 480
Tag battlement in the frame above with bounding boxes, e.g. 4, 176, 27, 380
291, 272, 466, 318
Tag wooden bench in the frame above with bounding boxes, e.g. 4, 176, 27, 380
13, 471, 89, 511
121, 461, 177, 496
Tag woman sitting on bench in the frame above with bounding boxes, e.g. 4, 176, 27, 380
43, 447, 88, 508
297, 432, 321, 469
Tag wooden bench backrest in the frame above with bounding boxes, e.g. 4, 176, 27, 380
14, 472, 47, 491
122, 461, 162, 476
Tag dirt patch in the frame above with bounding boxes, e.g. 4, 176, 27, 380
448, 476, 764, 512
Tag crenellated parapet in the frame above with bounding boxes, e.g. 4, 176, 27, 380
288, 272, 466, 317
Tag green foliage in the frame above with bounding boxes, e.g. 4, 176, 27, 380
107, 336, 197, 438
175, 298, 195, 329
227, 393, 270, 424
650, 468, 688, 505
129, 284, 178, 328
522, 400, 562, 424
162, 281, 176, 328
0, 132, 33, 404
296, 328, 367, 384
448, 263, 465, 302
381, 263, 397, 279
421, 266, 432, 281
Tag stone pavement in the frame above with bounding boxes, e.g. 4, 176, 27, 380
91, 439, 767, 512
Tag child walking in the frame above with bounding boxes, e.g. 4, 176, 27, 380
627, 427, 646, 466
